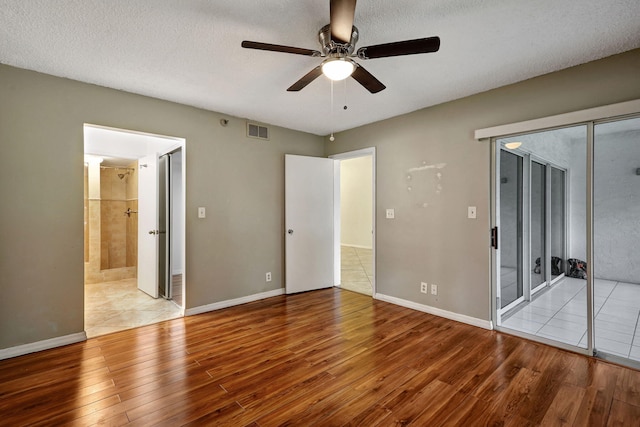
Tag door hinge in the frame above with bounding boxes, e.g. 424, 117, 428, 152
491, 226, 498, 249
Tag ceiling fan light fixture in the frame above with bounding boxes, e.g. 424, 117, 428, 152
504, 141, 522, 149
321, 58, 355, 81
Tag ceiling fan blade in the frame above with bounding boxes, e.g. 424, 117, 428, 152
287, 66, 323, 91
351, 64, 386, 94
242, 41, 321, 57
330, 0, 357, 43
357, 37, 440, 59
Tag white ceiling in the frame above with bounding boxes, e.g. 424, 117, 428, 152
1, 0, 639, 136
84, 125, 182, 166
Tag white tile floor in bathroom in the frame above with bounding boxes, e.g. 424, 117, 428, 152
85, 278, 182, 338
502, 276, 640, 361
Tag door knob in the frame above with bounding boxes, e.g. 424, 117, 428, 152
148, 230, 157, 235
288, 229, 294, 235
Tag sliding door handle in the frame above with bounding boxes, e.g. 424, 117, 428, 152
491, 227, 498, 250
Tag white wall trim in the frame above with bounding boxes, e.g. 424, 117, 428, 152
474, 99, 640, 140
333, 160, 341, 287
375, 293, 494, 330
0, 332, 87, 361
329, 147, 376, 161
185, 288, 284, 316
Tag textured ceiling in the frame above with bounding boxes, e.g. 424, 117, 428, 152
1, 0, 639, 136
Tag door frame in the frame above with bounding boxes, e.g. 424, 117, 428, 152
83, 124, 187, 314
329, 147, 377, 296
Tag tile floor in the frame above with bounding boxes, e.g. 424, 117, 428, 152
171, 274, 183, 307
340, 246, 373, 296
85, 278, 182, 338
502, 276, 640, 361
500, 267, 560, 308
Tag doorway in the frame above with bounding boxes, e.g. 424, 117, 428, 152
494, 125, 585, 349
83, 125, 186, 338
284, 149, 376, 296
491, 113, 640, 368
331, 148, 376, 297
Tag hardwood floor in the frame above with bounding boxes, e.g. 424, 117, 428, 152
2, 288, 640, 426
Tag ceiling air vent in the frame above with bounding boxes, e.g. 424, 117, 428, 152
247, 122, 269, 140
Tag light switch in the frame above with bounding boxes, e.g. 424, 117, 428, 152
468, 206, 477, 219
198, 207, 206, 218
386, 208, 395, 219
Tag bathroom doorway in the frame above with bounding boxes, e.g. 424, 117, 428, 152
83, 124, 185, 338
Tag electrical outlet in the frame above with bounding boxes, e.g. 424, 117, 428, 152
431, 284, 438, 295
266, 272, 272, 282
420, 282, 428, 294
386, 208, 395, 219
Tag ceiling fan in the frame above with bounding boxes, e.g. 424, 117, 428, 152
241, 0, 440, 94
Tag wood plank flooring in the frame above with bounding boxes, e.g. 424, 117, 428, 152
2, 288, 640, 426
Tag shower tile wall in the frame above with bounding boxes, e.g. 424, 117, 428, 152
125, 162, 138, 268
100, 167, 127, 269
84, 161, 138, 284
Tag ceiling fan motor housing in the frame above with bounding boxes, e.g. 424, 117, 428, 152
319, 24, 359, 57
240, 0, 439, 93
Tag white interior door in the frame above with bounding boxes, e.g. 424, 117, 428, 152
138, 153, 159, 298
285, 154, 335, 294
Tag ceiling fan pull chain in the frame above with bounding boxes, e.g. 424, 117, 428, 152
343, 78, 348, 110
330, 80, 335, 141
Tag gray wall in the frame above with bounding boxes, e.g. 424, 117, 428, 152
0, 64, 323, 350
325, 49, 640, 321
1, 49, 639, 351
595, 127, 640, 283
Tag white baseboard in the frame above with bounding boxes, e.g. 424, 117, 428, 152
0, 332, 87, 361
374, 293, 493, 330
185, 288, 284, 316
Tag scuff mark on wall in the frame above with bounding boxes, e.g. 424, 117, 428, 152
407, 162, 447, 173
406, 161, 447, 208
